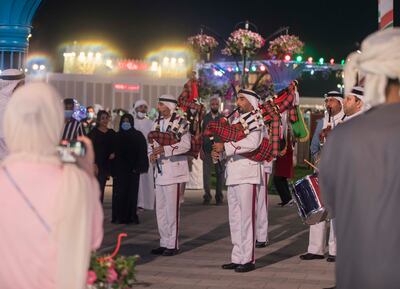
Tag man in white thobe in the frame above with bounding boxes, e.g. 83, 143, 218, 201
133, 99, 155, 210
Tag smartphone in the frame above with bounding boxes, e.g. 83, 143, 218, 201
57, 140, 86, 163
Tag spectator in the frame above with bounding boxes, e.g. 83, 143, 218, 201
62, 98, 85, 140
112, 114, 148, 224
0, 83, 103, 289
82, 106, 96, 134
0, 69, 25, 161
88, 110, 115, 202
201, 95, 225, 205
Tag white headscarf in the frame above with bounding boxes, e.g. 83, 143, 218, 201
134, 99, 148, 110
0, 69, 25, 140
344, 28, 400, 107
2, 82, 97, 289
238, 89, 260, 110
158, 94, 177, 112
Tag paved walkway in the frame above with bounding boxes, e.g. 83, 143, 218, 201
100, 188, 335, 289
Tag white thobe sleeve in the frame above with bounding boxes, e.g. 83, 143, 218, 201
163, 132, 191, 157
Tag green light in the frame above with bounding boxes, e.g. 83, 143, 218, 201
251, 65, 257, 72
296, 55, 303, 62
341, 59, 345, 65
318, 57, 324, 65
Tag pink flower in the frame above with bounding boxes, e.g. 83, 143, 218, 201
107, 268, 118, 283
87, 270, 97, 285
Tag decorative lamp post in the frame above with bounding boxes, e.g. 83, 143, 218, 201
0, 0, 42, 71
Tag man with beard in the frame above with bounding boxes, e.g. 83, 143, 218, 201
300, 91, 344, 262
201, 95, 225, 205
149, 95, 191, 256
212, 89, 262, 273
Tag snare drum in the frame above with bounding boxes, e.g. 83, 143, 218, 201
290, 174, 327, 225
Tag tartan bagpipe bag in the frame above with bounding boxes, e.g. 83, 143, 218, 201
203, 81, 299, 162
147, 107, 204, 158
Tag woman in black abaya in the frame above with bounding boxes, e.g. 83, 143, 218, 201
112, 114, 149, 224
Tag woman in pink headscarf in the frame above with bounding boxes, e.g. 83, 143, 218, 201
0, 83, 103, 289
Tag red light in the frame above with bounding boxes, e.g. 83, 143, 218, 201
330, 58, 335, 65
284, 54, 291, 62
114, 84, 140, 91
260, 65, 266, 72
307, 57, 313, 64
227, 67, 233, 72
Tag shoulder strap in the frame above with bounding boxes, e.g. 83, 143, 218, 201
2, 166, 51, 233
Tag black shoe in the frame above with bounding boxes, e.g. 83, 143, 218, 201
234, 262, 256, 273
221, 263, 239, 270
323, 287, 336, 289
299, 253, 325, 260
150, 247, 167, 255
326, 255, 336, 262
203, 199, 210, 205
132, 217, 140, 225
279, 199, 294, 207
162, 248, 179, 256
255, 241, 269, 248
216, 200, 223, 206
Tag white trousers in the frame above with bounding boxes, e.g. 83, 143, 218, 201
228, 183, 258, 265
137, 167, 155, 210
155, 183, 182, 249
256, 173, 269, 243
308, 219, 336, 256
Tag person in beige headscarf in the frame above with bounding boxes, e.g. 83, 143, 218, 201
320, 28, 400, 289
0, 69, 25, 161
0, 82, 103, 289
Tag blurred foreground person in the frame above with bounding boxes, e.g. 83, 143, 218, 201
0, 83, 103, 289
320, 28, 400, 289
0, 69, 25, 161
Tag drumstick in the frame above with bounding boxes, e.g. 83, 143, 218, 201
304, 159, 318, 171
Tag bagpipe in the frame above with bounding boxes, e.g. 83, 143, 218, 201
147, 76, 205, 161
204, 81, 306, 162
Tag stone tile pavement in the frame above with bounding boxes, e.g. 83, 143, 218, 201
100, 188, 335, 289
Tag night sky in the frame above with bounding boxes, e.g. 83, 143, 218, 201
30, 0, 378, 70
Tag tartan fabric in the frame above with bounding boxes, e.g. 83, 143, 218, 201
204, 105, 281, 162
262, 89, 295, 123
204, 120, 247, 142
288, 106, 299, 123
178, 94, 200, 111
187, 134, 203, 158
148, 130, 180, 146
241, 111, 281, 162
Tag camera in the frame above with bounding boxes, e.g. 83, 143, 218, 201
57, 140, 86, 163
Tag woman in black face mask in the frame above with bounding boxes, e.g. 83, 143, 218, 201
112, 113, 149, 224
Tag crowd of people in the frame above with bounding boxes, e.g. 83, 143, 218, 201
0, 28, 399, 289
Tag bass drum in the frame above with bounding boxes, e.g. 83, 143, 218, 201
290, 174, 327, 225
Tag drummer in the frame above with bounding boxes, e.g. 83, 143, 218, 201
300, 91, 344, 262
